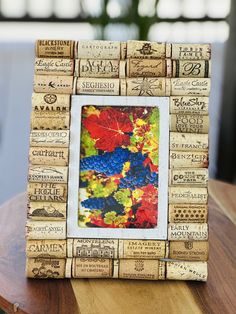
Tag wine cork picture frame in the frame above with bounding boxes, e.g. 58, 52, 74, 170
26, 40, 210, 281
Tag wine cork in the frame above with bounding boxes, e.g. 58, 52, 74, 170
165, 241, 170, 258
74, 59, 79, 76
30, 130, 69, 147
158, 261, 166, 280
26, 239, 67, 258
170, 96, 209, 115
119, 60, 126, 78
171, 44, 211, 60
127, 40, 166, 59
169, 187, 208, 204
166, 78, 171, 95
31, 111, 70, 130
119, 259, 164, 280
35, 39, 74, 58
118, 240, 165, 259
170, 133, 208, 151
65, 258, 72, 278
28, 165, 68, 183
79, 59, 120, 78
28, 182, 67, 202
126, 59, 166, 77
32, 93, 70, 112
74, 41, 78, 59
34, 75, 74, 94
28, 202, 67, 220
169, 204, 208, 223
72, 258, 113, 278
26, 257, 66, 279
169, 151, 209, 168
166, 59, 172, 77
126, 77, 167, 96
72, 76, 77, 94
172, 60, 211, 78
26, 220, 66, 239
34, 58, 74, 76
121, 41, 127, 59
120, 78, 126, 96
77, 40, 121, 59
77, 77, 120, 95
170, 78, 211, 96
166, 261, 208, 281
29, 147, 69, 166
67, 239, 73, 258
169, 168, 208, 186
170, 114, 209, 134
113, 259, 119, 278
169, 241, 209, 261
168, 223, 208, 241
73, 239, 118, 259
166, 43, 172, 58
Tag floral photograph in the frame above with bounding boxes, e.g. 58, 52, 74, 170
78, 105, 159, 229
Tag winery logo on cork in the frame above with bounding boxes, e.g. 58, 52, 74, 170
171, 96, 208, 112
28, 182, 67, 202
75, 243, 115, 258
32, 265, 60, 278
30, 204, 64, 218
178, 46, 210, 59
31, 258, 62, 278
29, 166, 65, 181
137, 43, 157, 56
184, 241, 193, 250
172, 78, 209, 88
49, 81, 56, 89
134, 260, 145, 272
132, 77, 163, 96
34, 77, 73, 90
44, 94, 57, 104
80, 60, 119, 76
182, 62, 202, 76
39, 40, 71, 47
27, 241, 66, 257
80, 41, 119, 51
31, 166, 64, 175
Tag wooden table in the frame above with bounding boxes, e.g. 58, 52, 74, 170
0, 180, 235, 314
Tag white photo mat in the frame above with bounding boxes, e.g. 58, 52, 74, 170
67, 95, 169, 239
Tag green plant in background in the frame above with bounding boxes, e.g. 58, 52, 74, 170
84, 0, 160, 40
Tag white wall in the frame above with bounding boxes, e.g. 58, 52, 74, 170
0, 42, 34, 205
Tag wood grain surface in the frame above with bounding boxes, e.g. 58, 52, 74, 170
0, 180, 235, 314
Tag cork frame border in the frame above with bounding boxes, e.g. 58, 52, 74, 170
67, 95, 169, 240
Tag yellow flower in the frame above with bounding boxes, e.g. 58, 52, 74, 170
84, 217, 90, 223
124, 207, 132, 213
122, 161, 130, 176
132, 189, 144, 200
84, 106, 100, 117
127, 146, 138, 153
136, 118, 146, 126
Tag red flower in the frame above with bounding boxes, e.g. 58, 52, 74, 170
135, 207, 157, 228
121, 107, 152, 121
127, 184, 158, 228
136, 124, 150, 137
143, 157, 158, 172
89, 214, 107, 227
83, 108, 133, 152
141, 184, 158, 205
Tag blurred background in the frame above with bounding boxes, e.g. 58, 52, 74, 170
0, 0, 233, 205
